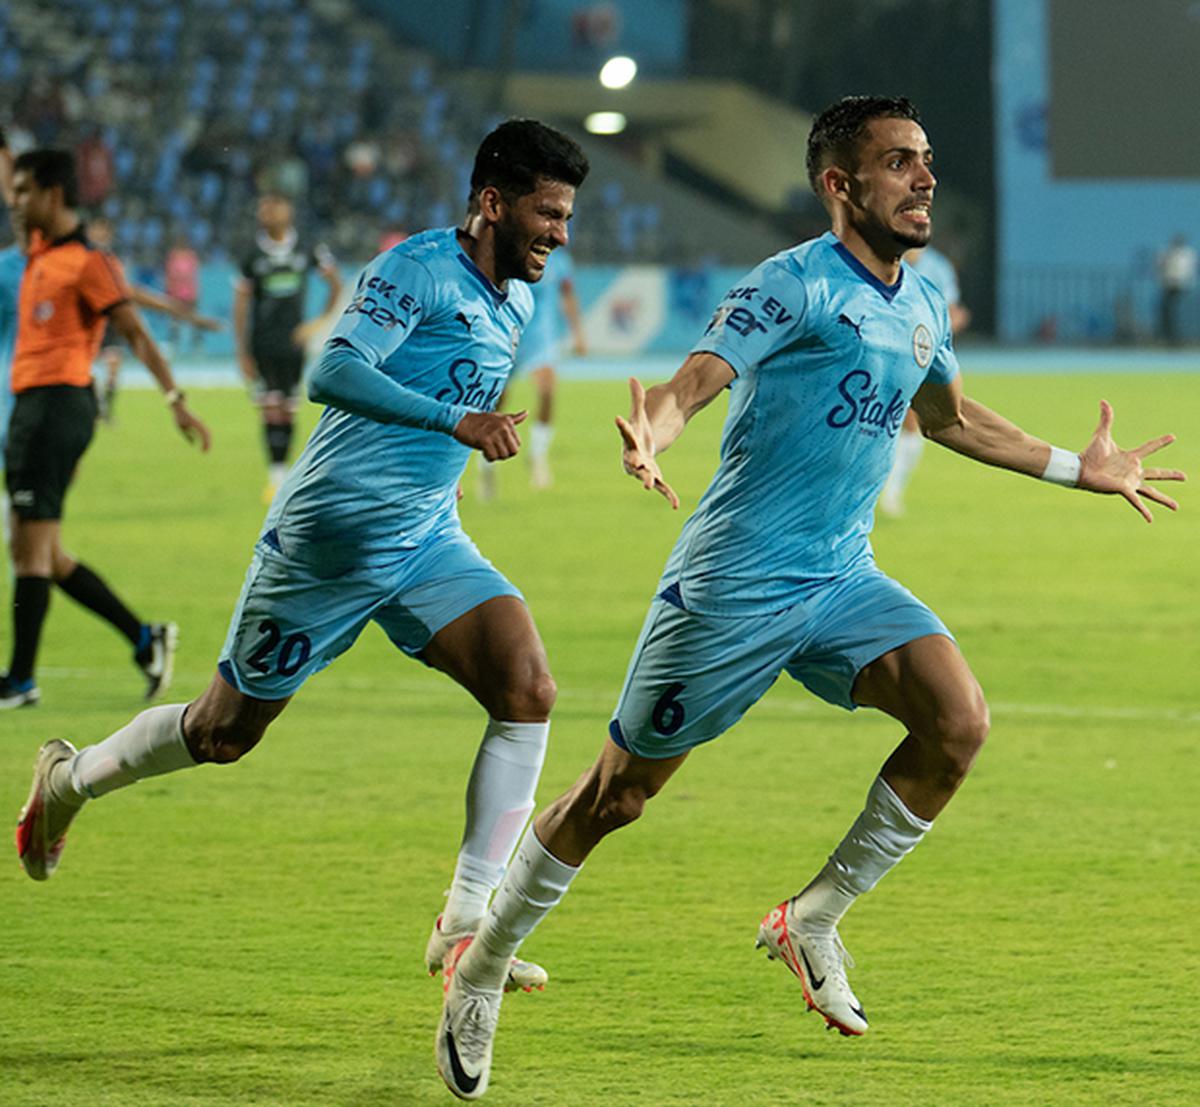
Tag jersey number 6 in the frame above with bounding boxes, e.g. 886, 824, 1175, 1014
651, 682, 687, 736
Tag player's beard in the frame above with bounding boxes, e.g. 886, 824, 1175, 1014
494, 225, 542, 284
892, 223, 932, 250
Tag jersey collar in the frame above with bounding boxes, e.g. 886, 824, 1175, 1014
455, 233, 509, 306
828, 234, 904, 303
255, 226, 299, 257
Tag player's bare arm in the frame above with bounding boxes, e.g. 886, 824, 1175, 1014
616, 352, 735, 509
562, 281, 587, 356
129, 285, 223, 331
292, 262, 345, 348
108, 301, 212, 452
913, 376, 1184, 522
232, 282, 256, 383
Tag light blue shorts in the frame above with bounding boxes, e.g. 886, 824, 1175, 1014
609, 567, 952, 759
217, 526, 521, 700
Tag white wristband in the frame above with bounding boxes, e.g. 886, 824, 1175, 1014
1041, 445, 1081, 487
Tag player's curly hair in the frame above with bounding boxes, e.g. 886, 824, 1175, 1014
469, 119, 589, 207
806, 95, 922, 197
13, 149, 79, 208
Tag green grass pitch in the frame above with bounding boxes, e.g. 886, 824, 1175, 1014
2, 370, 1197, 1106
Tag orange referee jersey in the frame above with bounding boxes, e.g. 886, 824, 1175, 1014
10, 226, 130, 394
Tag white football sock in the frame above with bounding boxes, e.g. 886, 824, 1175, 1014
886, 428, 925, 497
792, 775, 932, 929
441, 719, 549, 932
63, 704, 196, 800
461, 824, 579, 990
529, 421, 554, 462
268, 462, 288, 487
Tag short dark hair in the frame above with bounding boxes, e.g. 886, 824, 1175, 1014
806, 95, 922, 196
469, 119, 589, 204
13, 149, 80, 208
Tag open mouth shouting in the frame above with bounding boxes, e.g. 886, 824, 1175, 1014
528, 241, 555, 273
897, 200, 932, 228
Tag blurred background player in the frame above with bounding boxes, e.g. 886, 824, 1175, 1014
164, 232, 204, 353
478, 245, 586, 498
234, 190, 341, 501
1156, 232, 1197, 347
0, 149, 211, 709
86, 216, 223, 423
877, 242, 971, 517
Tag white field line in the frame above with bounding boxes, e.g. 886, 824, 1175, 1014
36, 667, 1200, 725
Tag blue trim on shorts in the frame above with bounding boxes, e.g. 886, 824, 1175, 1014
608, 718, 629, 751
658, 581, 686, 610
217, 658, 236, 688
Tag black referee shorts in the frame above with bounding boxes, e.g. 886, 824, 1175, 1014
252, 346, 305, 402
4, 384, 97, 521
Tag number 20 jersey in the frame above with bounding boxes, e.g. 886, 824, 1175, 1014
665, 231, 961, 616
263, 228, 533, 570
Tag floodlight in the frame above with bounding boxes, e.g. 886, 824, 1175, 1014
584, 111, 627, 135
599, 56, 637, 90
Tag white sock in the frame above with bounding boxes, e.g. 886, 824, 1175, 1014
529, 421, 554, 462
462, 824, 579, 989
887, 428, 925, 495
792, 776, 932, 929
268, 462, 288, 487
441, 719, 549, 932
64, 704, 196, 800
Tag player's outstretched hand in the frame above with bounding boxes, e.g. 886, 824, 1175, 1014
172, 400, 212, 453
454, 410, 527, 461
1077, 400, 1185, 522
616, 377, 679, 509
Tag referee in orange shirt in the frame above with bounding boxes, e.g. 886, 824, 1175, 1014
1, 150, 211, 708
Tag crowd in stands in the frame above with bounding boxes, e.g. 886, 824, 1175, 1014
0, 0, 667, 276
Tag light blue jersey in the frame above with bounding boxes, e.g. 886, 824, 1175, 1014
0, 245, 25, 456
263, 228, 533, 572
515, 248, 574, 370
907, 244, 961, 307
668, 231, 960, 616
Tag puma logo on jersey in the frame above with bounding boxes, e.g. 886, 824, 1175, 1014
455, 312, 475, 332
836, 313, 864, 338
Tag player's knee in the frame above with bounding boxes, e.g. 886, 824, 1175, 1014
494, 669, 557, 721
592, 783, 651, 835
934, 699, 990, 779
182, 711, 267, 764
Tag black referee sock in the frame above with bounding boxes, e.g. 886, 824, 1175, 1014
265, 421, 294, 464
57, 562, 143, 646
9, 576, 51, 685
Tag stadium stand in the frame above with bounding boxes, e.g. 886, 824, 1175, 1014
0, 0, 781, 273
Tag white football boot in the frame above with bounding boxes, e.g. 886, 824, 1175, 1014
16, 739, 86, 881
436, 936, 503, 1101
756, 898, 868, 1036
137, 622, 178, 701
425, 914, 548, 993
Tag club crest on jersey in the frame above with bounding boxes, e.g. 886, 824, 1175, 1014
912, 323, 934, 368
